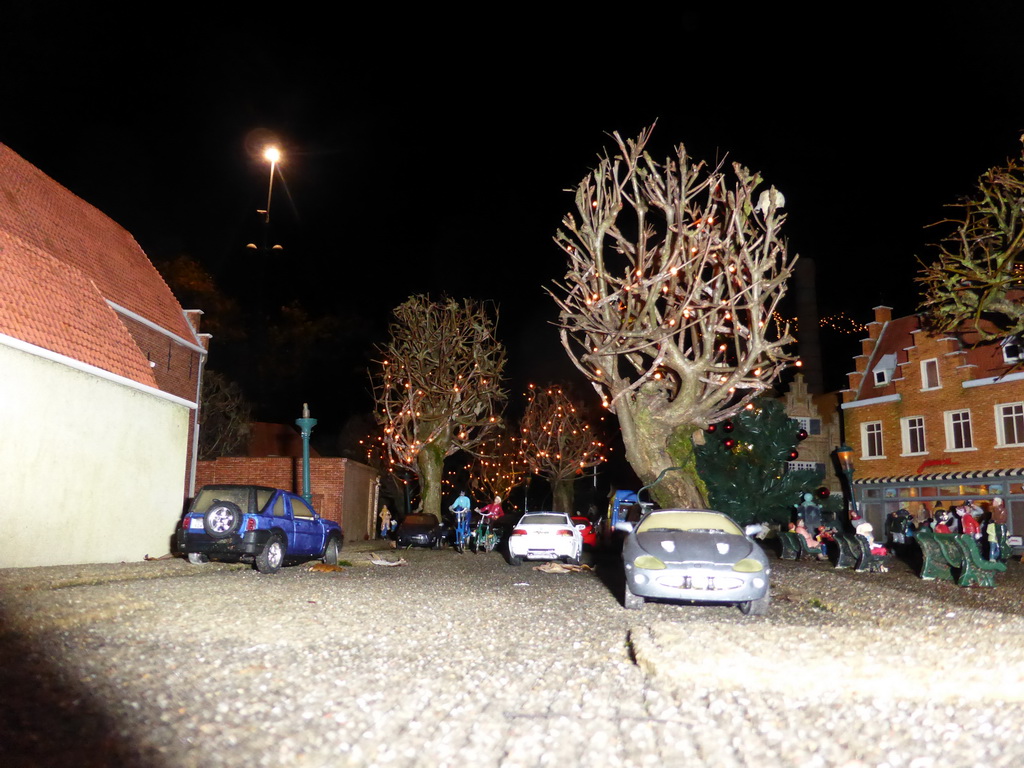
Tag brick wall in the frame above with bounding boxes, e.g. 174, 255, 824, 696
195, 456, 378, 540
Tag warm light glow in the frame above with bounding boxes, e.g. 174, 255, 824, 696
263, 146, 281, 164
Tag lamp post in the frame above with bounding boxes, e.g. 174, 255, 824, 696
836, 444, 858, 522
296, 402, 317, 504
247, 145, 284, 252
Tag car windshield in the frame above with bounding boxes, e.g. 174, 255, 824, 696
521, 514, 569, 525
636, 511, 741, 535
193, 487, 249, 514
403, 515, 438, 526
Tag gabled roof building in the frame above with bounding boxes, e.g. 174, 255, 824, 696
840, 305, 1024, 543
0, 144, 208, 566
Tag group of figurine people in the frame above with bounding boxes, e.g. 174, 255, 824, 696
377, 492, 506, 541
787, 494, 1009, 564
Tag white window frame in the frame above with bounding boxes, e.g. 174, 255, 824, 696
900, 416, 927, 456
921, 358, 941, 390
944, 409, 975, 451
996, 402, 1024, 447
861, 421, 884, 459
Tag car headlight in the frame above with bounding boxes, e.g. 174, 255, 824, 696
732, 558, 764, 573
633, 554, 666, 570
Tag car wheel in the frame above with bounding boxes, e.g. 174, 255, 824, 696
322, 537, 341, 565
203, 501, 242, 539
509, 554, 522, 566
187, 552, 209, 565
255, 536, 285, 574
739, 590, 771, 616
623, 581, 644, 610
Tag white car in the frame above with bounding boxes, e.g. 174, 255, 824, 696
508, 512, 583, 566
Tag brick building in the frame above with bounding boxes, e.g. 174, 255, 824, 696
0, 144, 208, 566
840, 306, 1024, 541
778, 373, 843, 496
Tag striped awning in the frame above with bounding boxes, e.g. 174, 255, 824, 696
854, 467, 1024, 485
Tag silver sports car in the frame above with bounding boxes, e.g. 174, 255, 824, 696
616, 509, 771, 615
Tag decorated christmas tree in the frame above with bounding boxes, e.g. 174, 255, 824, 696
695, 397, 823, 525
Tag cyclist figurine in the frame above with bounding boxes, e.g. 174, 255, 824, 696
473, 495, 505, 553
478, 495, 504, 521
449, 491, 472, 552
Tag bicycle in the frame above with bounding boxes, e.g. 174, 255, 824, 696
452, 509, 473, 553
469, 510, 501, 553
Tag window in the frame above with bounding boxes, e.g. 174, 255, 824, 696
1002, 337, 1023, 364
872, 353, 897, 386
997, 402, 1024, 446
793, 416, 822, 435
787, 460, 826, 475
901, 416, 927, 455
945, 410, 974, 450
861, 421, 884, 458
921, 358, 940, 390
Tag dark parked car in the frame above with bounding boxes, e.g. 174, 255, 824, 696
616, 509, 770, 615
395, 513, 450, 549
178, 484, 343, 574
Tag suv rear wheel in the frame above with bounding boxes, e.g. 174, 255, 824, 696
255, 536, 285, 573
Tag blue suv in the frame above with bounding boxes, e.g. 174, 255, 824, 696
178, 484, 343, 573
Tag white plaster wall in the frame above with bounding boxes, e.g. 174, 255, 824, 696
0, 345, 189, 567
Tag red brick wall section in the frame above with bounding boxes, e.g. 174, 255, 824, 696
194, 457, 377, 540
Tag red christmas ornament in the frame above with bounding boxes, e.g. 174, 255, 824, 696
707, 424, 717, 433
817, 486, 830, 499
722, 421, 734, 433
788, 449, 799, 460
723, 438, 737, 449
796, 429, 808, 441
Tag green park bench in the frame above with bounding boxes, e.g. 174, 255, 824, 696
794, 533, 825, 560
953, 535, 1007, 588
852, 534, 889, 573
832, 533, 859, 569
914, 530, 954, 582
778, 531, 800, 560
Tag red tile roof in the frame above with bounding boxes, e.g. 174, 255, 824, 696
0, 144, 197, 345
0, 230, 159, 387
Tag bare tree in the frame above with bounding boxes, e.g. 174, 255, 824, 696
373, 295, 507, 518
199, 370, 252, 460
550, 126, 797, 508
467, 431, 530, 505
519, 384, 605, 514
918, 139, 1024, 340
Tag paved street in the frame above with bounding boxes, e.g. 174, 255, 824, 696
2, 541, 1024, 767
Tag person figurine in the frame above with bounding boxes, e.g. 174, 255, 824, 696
856, 521, 888, 556
477, 495, 505, 521
379, 506, 393, 540
959, 505, 981, 538
449, 491, 472, 550
796, 492, 823, 534
989, 497, 1008, 561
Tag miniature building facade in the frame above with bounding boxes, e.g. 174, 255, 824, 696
841, 306, 1024, 541
778, 373, 844, 496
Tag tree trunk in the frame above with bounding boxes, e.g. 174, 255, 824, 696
416, 442, 445, 518
620, 406, 708, 509
551, 477, 575, 515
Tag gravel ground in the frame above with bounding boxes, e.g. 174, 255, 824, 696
1, 539, 1024, 767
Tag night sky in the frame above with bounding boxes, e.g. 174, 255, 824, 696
5, 3, 1024, 447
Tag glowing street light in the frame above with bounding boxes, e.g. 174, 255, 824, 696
261, 145, 281, 224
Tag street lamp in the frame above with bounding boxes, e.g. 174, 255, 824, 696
261, 145, 280, 224
836, 444, 859, 521
296, 402, 317, 504
247, 145, 284, 251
